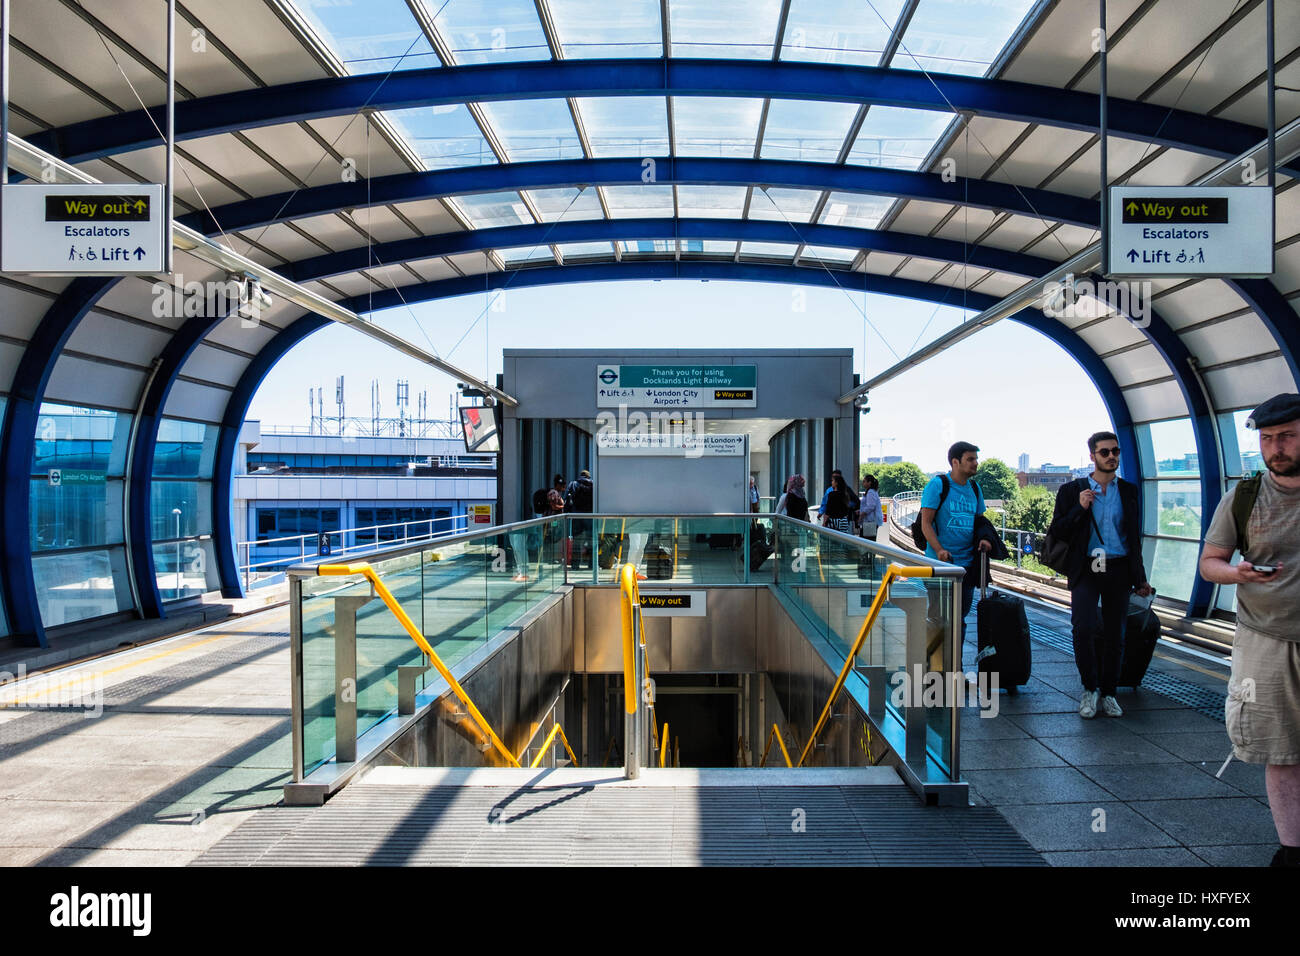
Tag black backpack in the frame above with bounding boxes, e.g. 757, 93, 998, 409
532, 488, 550, 515
910, 476, 982, 550
1231, 473, 1263, 554
565, 477, 593, 513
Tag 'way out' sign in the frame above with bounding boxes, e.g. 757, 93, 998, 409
1106, 185, 1273, 278
1, 183, 167, 275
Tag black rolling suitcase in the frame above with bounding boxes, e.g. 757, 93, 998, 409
1117, 592, 1160, 687
975, 554, 1032, 691
646, 546, 673, 580
597, 533, 624, 569
749, 526, 773, 572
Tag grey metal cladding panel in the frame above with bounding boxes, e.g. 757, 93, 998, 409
0, 341, 25, 395
645, 615, 671, 674
178, 341, 250, 386
582, 588, 625, 673
0, 281, 59, 340
1206, 356, 1295, 411
162, 379, 232, 424
669, 587, 756, 674
573, 585, 585, 673
505, 352, 851, 419
45, 354, 144, 410
1180, 314, 1280, 367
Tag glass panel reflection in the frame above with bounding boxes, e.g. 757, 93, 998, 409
33, 547, 133, 626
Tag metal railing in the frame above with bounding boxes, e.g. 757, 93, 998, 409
236, 513, 470, 592
890, 491, 1055, 574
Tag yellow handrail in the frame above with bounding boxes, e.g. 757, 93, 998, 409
796, 562, 934, 767
761, 723, 794, 768
618, 563, 640, 716
317, 562, 521, 768
528, 722, 579, 768
659, 722, 669, 767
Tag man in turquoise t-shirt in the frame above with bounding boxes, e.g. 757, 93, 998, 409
919, 441, 991, 642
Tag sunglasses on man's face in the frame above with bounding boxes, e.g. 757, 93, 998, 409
1095, 447, 1121, 457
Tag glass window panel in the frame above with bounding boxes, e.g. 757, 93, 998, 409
779, 0, 904, 66
386, 105, 497, 170
1139, 419, 1199, 476
574, 97, 670, 156
676, 185, 748, 218
801, 245, 859, 263
555, 241, 615, 258
619, 240, 675, 255
759, 99, 859, 164
819, 192, 893, 229
739, 242, 799, 259
151, 481, 214, 540
1219, 409, 1265, 478
548, 0, 662, 57
154, 539, 219, 602
897, 0, 1038, 76
700, 240, 737, 254
297, 0, 438, 73
668, 0, 782, 59
32, 404, 129, 475
432, 0, 551, 64
499, 246, 557, 265
748, 186, 821, 223
456, 191, 534, 229
30, 478, 124, 551
33, 547, 133, 627
847, 106, 954, 169
523, 187, 604, 222
1143, 480, 1202, 539
476, 99, 583, 163
671, 97, 762, 157
154, 419, 218, 479
1147, 537, 1198, 603
602, 184, 674, 217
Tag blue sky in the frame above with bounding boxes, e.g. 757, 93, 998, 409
248, 278, 1109, 472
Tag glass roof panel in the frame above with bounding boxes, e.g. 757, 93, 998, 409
702, 240, 738, 254
779, 0, 905, 67
547, 0, 663, 58
296, 0, 439, 73
676, 186, 749, 218
555, 241, 615, 258
430, 0, 552, 65
668, 0, 782, 59
896, 0, 1039, 76
385, 105, 497, 169
575, 97, 670, 157
475, 99, 583, 162
748, 187, 822, 224
846, 106, 954, 169
603, 185, 675, 217
672, 97, 763, 158
759, 99, 860, 164
523, 187, 605, 222
739, 242, 799, 258
620, 240, 676, 255
457, 191, 534, 229
819, 192, 893, 229
499, 246, 556, 264
801, 245, 859, 263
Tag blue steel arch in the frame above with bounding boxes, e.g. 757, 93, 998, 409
0, 277, 117, 647
183, 157, 1100, 236
284, 216, 1056, 284
209, 264, 1140, 599
30, 60, 1296, 177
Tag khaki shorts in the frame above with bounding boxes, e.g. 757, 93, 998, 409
1226, 626, 1300, 765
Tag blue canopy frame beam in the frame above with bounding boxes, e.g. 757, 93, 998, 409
30, 60, 1297, 177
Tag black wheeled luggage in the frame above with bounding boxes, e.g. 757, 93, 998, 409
646, 546, 673, 580
1117, 592, 1160, 687
975, 554, 1032, 690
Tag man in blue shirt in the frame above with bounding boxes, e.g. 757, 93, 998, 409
919, 441, 992, 643
1049, 431, 1152, 719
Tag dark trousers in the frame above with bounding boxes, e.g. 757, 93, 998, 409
1070, 555, 1132, 695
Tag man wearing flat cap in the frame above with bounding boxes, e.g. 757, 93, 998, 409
1200, 392, 1300, 868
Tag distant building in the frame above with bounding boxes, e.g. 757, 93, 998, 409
1017, 453, 1030, 472
1018, 468, 1079, 490
865, 455, 903, 464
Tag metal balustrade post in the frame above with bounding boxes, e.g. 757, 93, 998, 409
332, 592, 375, 764
625, 604, 643, 780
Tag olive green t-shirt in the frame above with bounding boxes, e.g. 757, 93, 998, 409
1204, 471, 1300, 642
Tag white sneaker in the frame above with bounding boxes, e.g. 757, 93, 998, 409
1079, 689, 1099, 719
1100, 695, 1123, 718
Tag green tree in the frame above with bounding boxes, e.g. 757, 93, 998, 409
865, 461, 928, 498
974, 457, 1019, 502
1002, 484, 1055, 534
